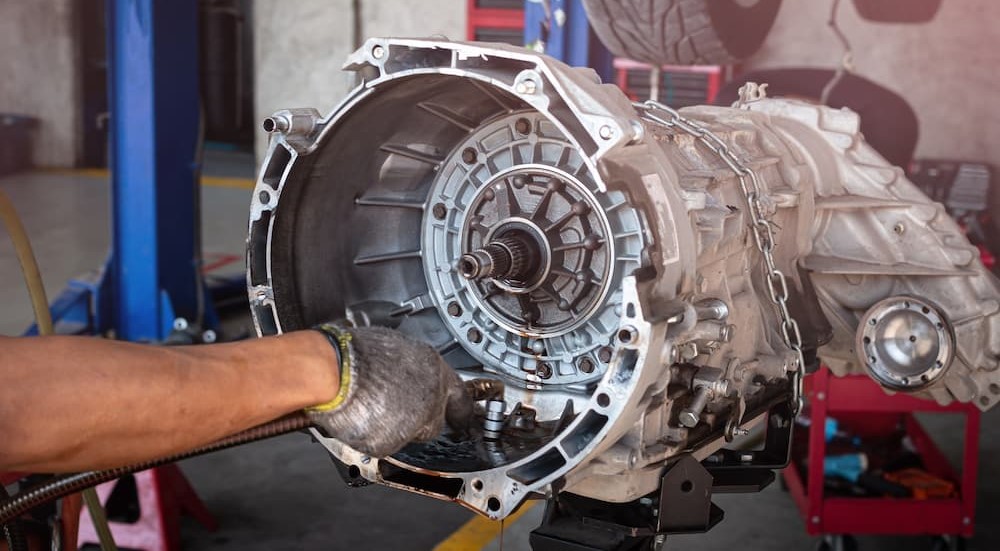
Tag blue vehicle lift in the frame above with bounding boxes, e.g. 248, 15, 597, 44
32, 0, 214, 341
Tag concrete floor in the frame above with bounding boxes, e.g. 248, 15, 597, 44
1, 156, 998, 550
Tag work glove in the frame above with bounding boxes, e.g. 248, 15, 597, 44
305, 324, 473, 458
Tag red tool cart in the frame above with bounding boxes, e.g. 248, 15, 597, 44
783, 367, 980, 551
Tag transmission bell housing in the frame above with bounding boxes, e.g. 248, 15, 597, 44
247, 38, 1000, 519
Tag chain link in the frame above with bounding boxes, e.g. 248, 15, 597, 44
636, 100, 806, 416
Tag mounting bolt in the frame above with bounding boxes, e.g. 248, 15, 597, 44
447, 301, 462, 317
598, 125, 614, 140
678, 386, 712, 428
467, 328, 482, 343
173, 318, 189, 332
201, 330, 217, 344
514, 79, 537, 95
598, 346, 613, 363
893, 222, 906, 235
579, 357, 595, 374
371, 45, 385, 59
361, 456, 371, 465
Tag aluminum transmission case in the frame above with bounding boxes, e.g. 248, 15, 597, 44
247, 38, 1000, 519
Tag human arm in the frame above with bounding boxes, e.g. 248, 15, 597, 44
0, 331, 339, 473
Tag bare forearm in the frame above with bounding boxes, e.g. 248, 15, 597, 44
0, 332, 338, 473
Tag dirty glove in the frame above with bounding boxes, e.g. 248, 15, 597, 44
305, 324, 473, 458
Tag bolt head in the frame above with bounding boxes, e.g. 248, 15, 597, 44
202, 330, 217, 344
514, 79, 537, 95
371, 45, 385, 59
598, 125, 614, 140
679, 411, 699, 428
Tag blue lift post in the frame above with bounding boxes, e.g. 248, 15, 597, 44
31, 0, 209, 340
108, 0, 202, 341
523, 0, 613, 81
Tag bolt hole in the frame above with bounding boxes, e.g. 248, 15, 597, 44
980, 397, 990, 407
579, 357, 595, 374
467, 328, 482, 344
909, 335, 917, 343
680, 480, 694, 493
487, 497, 501, 512
598, 346, 613, 363
432, 202, 447, 220
597, 393, 611, 407
922, 306, 931, 314
921, 375, 930, 383
472, 479, 484, 492
348, 465, 361, 479
258, 190, 270, 204
514, 118, 532, 135
869, 356, 877, 364
990, 384, 1000, 395
617, 328, 634, 343
462, 147, 478, 164
447, 301, 463, 317
261, 117, 277, 132
863, 337, 871, 344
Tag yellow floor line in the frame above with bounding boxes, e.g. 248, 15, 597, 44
433, 502, 537, 551
42, 168, 256, 190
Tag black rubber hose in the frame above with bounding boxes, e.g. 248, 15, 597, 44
0, 413, 311, 526
0, 485, 28, 551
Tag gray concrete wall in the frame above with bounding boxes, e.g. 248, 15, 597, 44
746, 0, 1000, 161
0, 0, 79, 168
252, 0, 466, 160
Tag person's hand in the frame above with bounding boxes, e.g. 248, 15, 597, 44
305, 324, 473, 458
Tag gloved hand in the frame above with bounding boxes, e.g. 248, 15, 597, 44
306, 324, 473, 458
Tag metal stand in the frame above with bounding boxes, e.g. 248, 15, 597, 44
529, 400, 795, 550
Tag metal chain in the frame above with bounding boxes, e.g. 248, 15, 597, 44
635, 100, 806, 416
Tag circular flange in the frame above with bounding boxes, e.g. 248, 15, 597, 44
420, 111, 646, 386
461, 166, 612, 336
856, 296, 954, 390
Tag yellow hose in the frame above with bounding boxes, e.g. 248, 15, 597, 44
0, 188, 117, 551
0, 190, 53, 336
